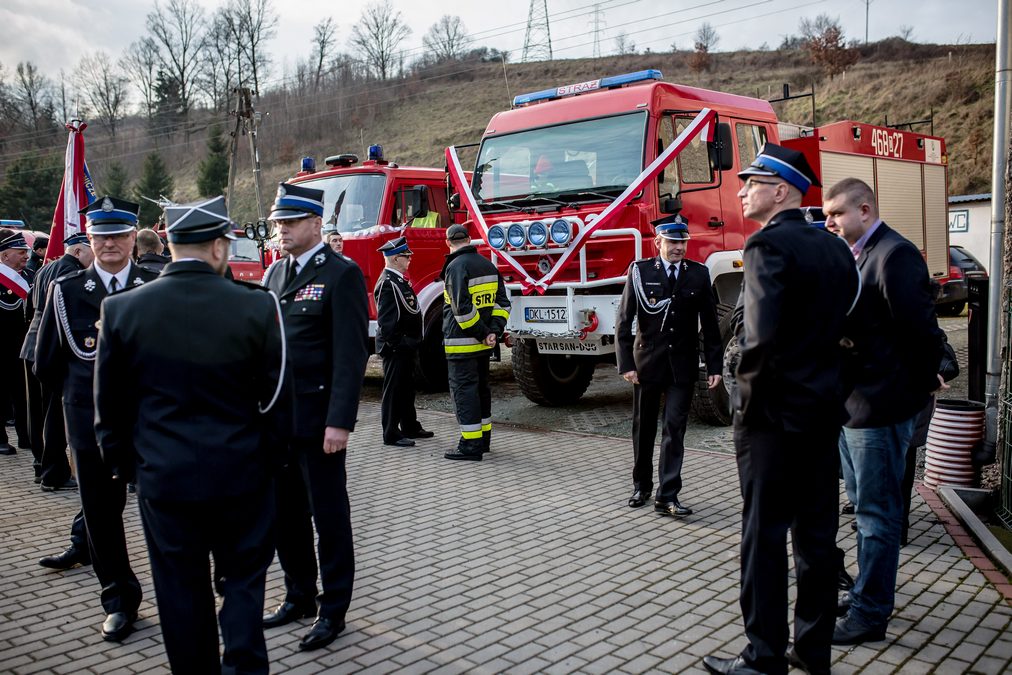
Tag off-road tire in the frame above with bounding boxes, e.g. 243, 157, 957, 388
691, 303, 738, 426
513, 338, 595, 406
415, 305, 449, 392
937, 301, 966, 317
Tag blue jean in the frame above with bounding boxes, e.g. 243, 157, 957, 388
839, 415, 916, 627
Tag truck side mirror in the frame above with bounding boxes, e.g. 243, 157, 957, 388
412, 185, 429, 218
449, 192, 461, 210
708, 122, 734, 171
660, 195, 683, 214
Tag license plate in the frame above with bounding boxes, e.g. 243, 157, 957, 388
536, 339, 601, 354
525, 306, 567, 323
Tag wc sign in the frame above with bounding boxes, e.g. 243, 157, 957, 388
949, 209, 969, 233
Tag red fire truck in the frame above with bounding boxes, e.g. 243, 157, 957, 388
450, 69, 948, 424
286, 147, 464, 388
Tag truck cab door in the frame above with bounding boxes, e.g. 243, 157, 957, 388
657, 114, 725, 261
723, 120, 770, 251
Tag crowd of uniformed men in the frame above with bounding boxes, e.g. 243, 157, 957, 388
0, 143, 947, 675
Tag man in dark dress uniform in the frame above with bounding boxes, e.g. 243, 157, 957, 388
34, 197, 158, 643
24, 234, 91, 494
95, 196, 286, 675
703, 145, 860, 675
440, 224, 510, 461
261, 182, 369, 651
616, 217, 722, 517
375, 236, 432, 447
0, 231, 31, 456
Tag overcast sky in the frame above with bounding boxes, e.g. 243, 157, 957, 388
0, 0, 998, 85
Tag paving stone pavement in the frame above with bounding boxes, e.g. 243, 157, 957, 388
1, 400, 1010, 674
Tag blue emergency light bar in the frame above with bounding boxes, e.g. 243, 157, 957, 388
0, 219, 27, 229
512, 69, 663, 107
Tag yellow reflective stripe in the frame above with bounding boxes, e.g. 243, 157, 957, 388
461, 429, 483, 439
456, 308, 480, 328
481, 423, 492, 432
469, 282, 499, 296
444, 343, 492, 354
491, 308, 509, 319
468, 275, 499, 288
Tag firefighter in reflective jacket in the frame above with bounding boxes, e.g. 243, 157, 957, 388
440, 224, 510, 461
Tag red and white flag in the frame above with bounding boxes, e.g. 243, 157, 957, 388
0, 263, 30, 300
45, 120, 96, 261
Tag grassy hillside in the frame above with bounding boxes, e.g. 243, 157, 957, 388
180, 42, 996, 222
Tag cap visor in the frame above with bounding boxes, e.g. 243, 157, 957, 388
737, 166, 779, 180
658, 233, 690, 240
270, 209, 314, 221
87, 223, 136, 235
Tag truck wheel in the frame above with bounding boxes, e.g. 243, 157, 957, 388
937, 301, 966, 317
415, 305, 449, 392
691, 303, 738, 426
513, 338, 595, 406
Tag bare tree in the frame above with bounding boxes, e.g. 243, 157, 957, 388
350, 0, 412, 80
201, 9, 243, 110
615, 32, 636, 55
312, 18, 338, 90
898, 25, 914, 41
15, 61, 51, 135
228, 0, 278, 97
695, 22, 720, 52
76, 52, 129, 140
799, 15, 859, 77
146, 0, 206, 119
423, 15, 469, 62
122, 38, 161, 122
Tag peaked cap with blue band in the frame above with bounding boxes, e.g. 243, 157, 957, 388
651, 214, 691, 240
270, 182, 325, 221
165, 196, 237, 244
378, 236, 413, 257
79, 196, 139, 235
0, 232, 30, 251
737, 143, 820, 195
65, 232, 90, 247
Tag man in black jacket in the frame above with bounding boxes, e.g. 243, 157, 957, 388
375, 236, 432, 447
704, 145, 860, 675
95, 196, 286, 675
22, 233, 92, 493
440, 224, 510, 461
616, 217, 722, 517
134, 227, 171, 272
823, 178, 944, 646
0, 231, 31, 456
34, 197, 158, 643
261, 182, 369, 652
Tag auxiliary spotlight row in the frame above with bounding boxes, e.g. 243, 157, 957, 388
487, 218, 578, 251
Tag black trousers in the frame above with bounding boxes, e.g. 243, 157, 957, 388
140, 489, 273, 675
734, 424, 840, 675
39, 385, 70, 486
447, 356, 491, 453
380, 349, 420, 443
71, 442, 142, 615
631, 379, 694, 501
0, 352, 28, 447
23, 360, 43, 473
273, 441, 354, 621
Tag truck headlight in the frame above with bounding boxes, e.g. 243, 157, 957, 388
528, 221, 548, 247
507, 223, 527, 248
550, 219, 572, 246
488, 225, 506, 250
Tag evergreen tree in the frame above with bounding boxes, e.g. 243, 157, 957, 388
196, 124, 230, 197
0, 155, 62, 230
152, 69, 184, 137
101, 161, 130, 198
133, 152, 174, 227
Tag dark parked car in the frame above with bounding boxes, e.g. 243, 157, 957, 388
936, 245, 988, 316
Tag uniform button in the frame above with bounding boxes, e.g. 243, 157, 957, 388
280, 300, 287, 305
318, 385, 325, 390
302, 307, 307, 312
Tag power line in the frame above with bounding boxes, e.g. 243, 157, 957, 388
523, 0, 554, 62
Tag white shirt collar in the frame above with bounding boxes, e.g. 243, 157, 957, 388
386, 266, 405, 279
660, 258, 679, 276
292, 242, 325, 273
94, 261, 131, 293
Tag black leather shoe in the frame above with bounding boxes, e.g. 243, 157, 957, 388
39, 547, 91, 570
403, 428, 434, 439
655, 499, 692, 517
41, 477, 78, 492
702, 655, 763, 674
841, 500, 855, 515
34, 475, 42, 484
837, 591, 851, 617
786, 645, 829, 675
628, 490, 649, 508
832, 613, 886, 645
298, 617, 345, 651
263, 601, 316, 628
444, 450, 482, 461
0, 444, 16, 456
384, 438, 415, 447
101, 611, 136, 642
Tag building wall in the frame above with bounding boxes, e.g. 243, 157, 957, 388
948, 199, 992, 273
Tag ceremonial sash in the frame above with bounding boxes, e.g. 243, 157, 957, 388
0, 263, 29, 300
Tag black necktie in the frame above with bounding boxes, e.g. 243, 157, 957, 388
109, 277, 119, 293
667, 264, 676, 287
285, 259, 298, 287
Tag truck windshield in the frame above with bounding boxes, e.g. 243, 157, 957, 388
302, 173, 386, 232
229, 237, 260, 261
473, 112, 646, 202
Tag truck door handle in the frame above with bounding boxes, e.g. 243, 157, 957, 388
708, 218, 724, 228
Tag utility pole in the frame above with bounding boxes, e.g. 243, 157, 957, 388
523, 0, 553, 62
226, 86, 270, 268
590, 4, 605, 59
863, 0, 874, 44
